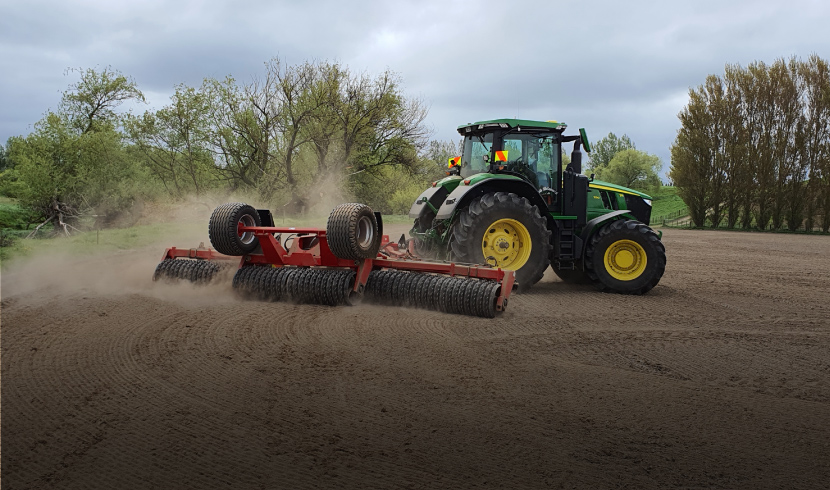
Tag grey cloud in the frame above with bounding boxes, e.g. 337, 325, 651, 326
2, 0, 829, 178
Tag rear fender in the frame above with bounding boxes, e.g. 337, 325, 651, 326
409, 186, 450, 220
434, 178, 549, 222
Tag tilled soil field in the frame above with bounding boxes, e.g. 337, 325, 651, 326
2, 228, 829, 489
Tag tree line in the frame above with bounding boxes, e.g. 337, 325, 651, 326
670, 55, 830, 231
0, 60, 447, 234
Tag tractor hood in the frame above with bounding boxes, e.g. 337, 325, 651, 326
588, 179, 653, 200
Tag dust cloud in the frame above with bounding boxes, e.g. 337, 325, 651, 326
0, 181, 362, 309
0, 242, 240, 310
0, 171, 398, 310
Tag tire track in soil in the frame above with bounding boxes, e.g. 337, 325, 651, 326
1, 295, 192, 487
3, 228, 830, 488
3, 294, 336, 489
133, 299, 502, 488
271, 302, 591, 485
561, 337, 826, 400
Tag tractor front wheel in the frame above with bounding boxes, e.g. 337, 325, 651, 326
450, 192, 551, 292
584, 219, 666, 294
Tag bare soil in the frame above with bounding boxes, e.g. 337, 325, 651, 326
2, 228, 829, 489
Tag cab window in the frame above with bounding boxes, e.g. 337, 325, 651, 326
461, 133, 493, 178
502, 134, 556, 188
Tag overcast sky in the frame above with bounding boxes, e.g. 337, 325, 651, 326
2, 0, 829, 178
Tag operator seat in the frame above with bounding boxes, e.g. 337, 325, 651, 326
536, 171, 549, 188
527, 156, 548, 188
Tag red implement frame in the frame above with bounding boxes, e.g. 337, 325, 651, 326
161, 225, 515, 312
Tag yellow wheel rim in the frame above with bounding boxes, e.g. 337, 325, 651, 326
604, 239, 647, 281
481, 218, 531, 270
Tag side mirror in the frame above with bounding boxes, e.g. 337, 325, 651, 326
579, 128, 592, 153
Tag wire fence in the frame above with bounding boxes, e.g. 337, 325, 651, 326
654, 207, 689, 227
658, 211, 830, 233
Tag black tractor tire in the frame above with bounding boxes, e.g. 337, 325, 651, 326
326, 203, 381, 260
450, 192, 551, 292
551, 263, 590, 284
584, 219, 666, 295
209, 202, 262, 256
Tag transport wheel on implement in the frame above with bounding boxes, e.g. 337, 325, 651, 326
450, 192, 551, 292
208, 202, 262, 256
584, 219, 666, 294
326, 203, 381, 260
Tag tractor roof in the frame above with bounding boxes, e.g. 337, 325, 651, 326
457, 118, 567, 135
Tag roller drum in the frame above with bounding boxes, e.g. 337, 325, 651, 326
153, 259, 220, 284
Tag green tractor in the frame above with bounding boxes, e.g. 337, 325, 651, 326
409, 118, 666, 293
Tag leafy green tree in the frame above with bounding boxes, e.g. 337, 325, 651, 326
126, 85, 215, 195
597, 149, 661, 193
61, 67, 145, 134
302, 62, 348, 182
588, 133, 635, 172
797, 55, 830, 232
8, 113, 84, 234
767, 59, 802, 230
671, 86, 714, 228
300, 65, 429, 211
721, 65, 751, 229
203, 75, 274, 191
672, 56, 830, 231
9, 68, 148, 233
419, 140, 461, 182
0, 142, 8, 171
698, 74, 730, 228
75, 128, 148, 226
269, 59, 332, 203
7, 59, 434, 226
335, 70, 429, 176
10, 114, 147, 232
348, 156, 436, 214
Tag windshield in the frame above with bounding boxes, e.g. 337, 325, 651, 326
461, 132, 559, 187
460, 133, 493, 178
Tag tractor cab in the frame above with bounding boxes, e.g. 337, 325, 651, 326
458, 119, 567, 188
460, 131, 553, 188
456, 119, 591, 221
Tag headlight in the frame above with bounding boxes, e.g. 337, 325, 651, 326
643, 199, 652, 206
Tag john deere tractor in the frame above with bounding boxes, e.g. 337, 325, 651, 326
409, 118, 665, 293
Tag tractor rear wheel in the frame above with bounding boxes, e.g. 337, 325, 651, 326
584, 219, 666, 294
208, 203, 262, 256
450, 192, 551, 292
